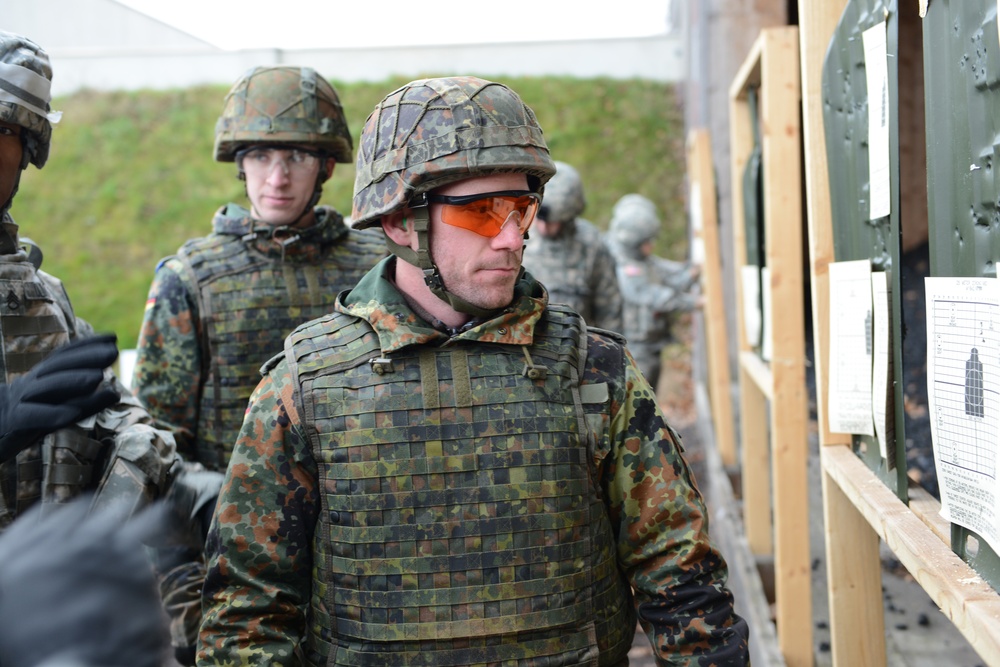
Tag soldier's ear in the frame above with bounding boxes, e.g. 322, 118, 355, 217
321, 159, 336, 183
382, 209, 416, 248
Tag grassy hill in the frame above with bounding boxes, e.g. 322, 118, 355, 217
10, 75, 686, 346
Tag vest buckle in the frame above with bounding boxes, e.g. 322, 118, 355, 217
369, 357, 394, 375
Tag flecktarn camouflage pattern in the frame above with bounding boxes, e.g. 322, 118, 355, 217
0, 30, 60, 169
351, 76, 556, 228
133, 205, 386, 468
199, 263, 750, 665
214, 66, 353, 163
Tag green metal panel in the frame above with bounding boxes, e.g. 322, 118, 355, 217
742, 86, 766, 357
822, 0, 908, 499
922, 0, 1000, 592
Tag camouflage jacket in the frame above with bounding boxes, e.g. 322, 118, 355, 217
521, 217, 623, 332
0, 218, 179, 525
199, 258, 749, 666
617, 254, 699, 346
131, 204, 386, 467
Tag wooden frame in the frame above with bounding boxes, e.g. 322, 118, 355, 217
799, 1, 1000, 664
687, 128, 737, 467
729, 26, 812, 667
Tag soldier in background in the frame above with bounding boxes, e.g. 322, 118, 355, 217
607, 193, 701, 390
131, 66, 387, 663
0, 30, 184, 528
521, 160, 622, 331
199, 76, 748, 666
0, 31, 218, 667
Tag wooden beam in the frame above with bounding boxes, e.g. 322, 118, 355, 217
740, 350, 773, 401
821, 455, 886, 666
797, 0, 851, 450
759, 26, 812, 667
823, 445, 1000, 665
687, 128, 738, 467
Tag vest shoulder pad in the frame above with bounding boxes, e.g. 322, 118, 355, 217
586, 325, 627, 347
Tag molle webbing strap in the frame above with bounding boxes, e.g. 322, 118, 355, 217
449, 348, 472, 408
419, 350, 439, 409
279, 264, 326, 305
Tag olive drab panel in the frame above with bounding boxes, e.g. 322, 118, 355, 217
923, 0, 1000, 592
742, 86, 766, 358
821, 0, 908, 497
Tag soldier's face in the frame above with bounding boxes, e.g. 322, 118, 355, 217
533, 216, 563, 238
428, 172, 530, 311
0, 121, 23, 209
243, 144, 332, 226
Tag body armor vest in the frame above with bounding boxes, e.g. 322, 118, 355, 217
0, 235, 98, 523
178, 210, 384, 470
287, 305, 636, 666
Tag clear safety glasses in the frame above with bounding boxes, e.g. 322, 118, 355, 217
426, 190, 541, 238
236, 147, 323, 178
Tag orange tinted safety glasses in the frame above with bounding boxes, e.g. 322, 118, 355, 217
426, 190, 541, 238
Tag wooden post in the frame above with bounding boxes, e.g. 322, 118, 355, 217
797, 1, 884, 664
687, 128, 737, 467
730, 26, 812, 667
728, 37, 773, 558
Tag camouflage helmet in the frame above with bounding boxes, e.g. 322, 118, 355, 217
609, 193, 660, 250
0, 31, 61, 169
214, 66, 352, 163
351, 76, 556, 229
539, 161, 585, 224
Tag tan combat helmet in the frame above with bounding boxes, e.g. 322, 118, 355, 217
351, 76, 556, 315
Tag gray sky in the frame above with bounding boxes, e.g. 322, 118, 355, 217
115, 0, 675, 51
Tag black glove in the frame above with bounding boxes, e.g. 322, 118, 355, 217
0, 498, 170, 667
0, 334, 120, 462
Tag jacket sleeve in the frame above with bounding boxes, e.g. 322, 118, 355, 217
586, 332, 750, 665
132, 258, 202, 458
198, 362, 319, 667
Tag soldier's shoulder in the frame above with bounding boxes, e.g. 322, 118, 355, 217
573, 217, 603, 239
586, 326, 627, 347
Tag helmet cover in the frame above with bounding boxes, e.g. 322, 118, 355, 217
540, 161, 585, 223
351, 76, 555, 229
214, 66, 352, 163
609, 193, 660, 249
0, 30, 61, 169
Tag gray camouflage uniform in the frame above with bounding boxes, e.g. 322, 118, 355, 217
0, 30, 181, 528
607, 194, 699, 389
521, 161, 622, 331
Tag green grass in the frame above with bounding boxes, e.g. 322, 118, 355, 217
10, 75, 686, 346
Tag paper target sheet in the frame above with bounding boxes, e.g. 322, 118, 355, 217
828, 260, 875, 436
926, 276, 1000, 553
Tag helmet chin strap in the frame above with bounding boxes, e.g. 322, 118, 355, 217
384, 195, 496, 319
